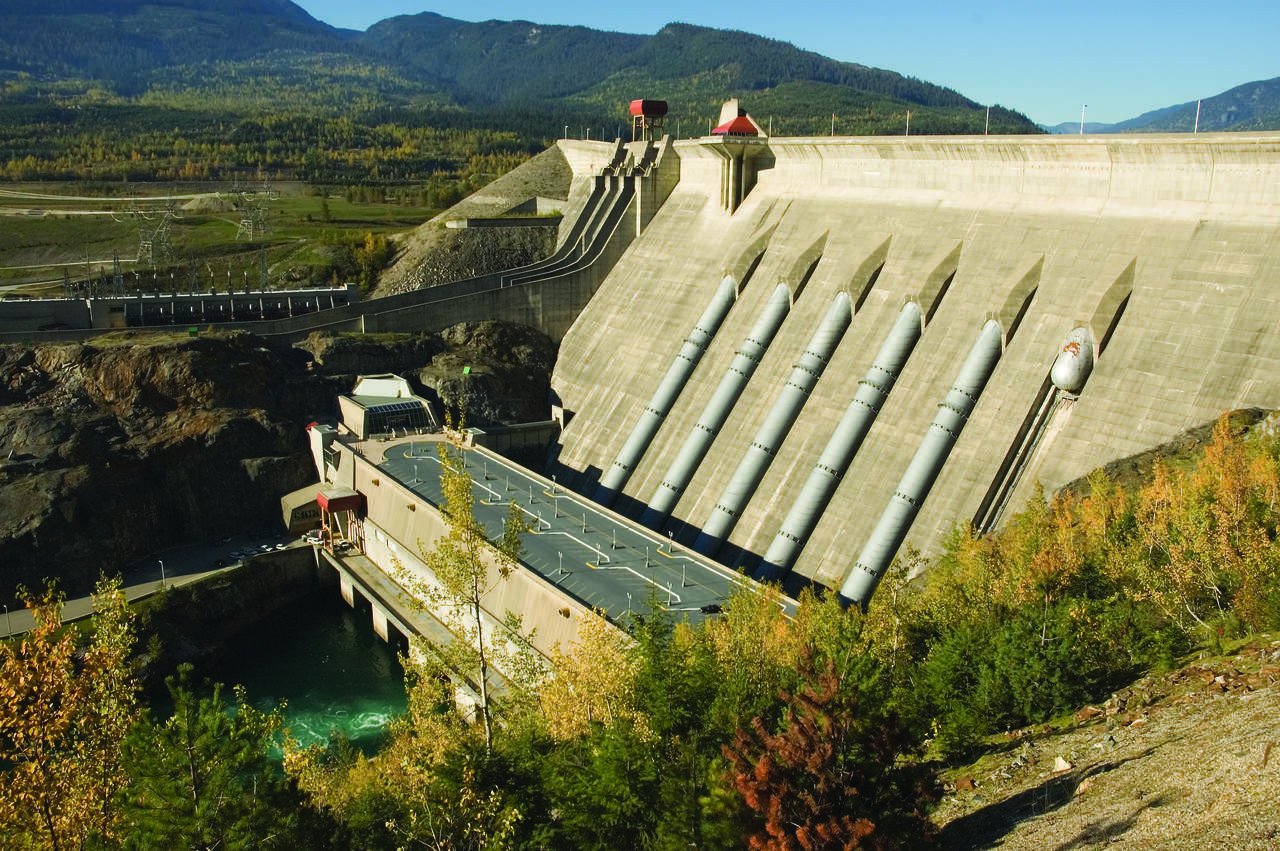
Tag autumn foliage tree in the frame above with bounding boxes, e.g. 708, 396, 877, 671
395, 425, 532, 754
724, 648, 937, 851
0, 579, 138, 849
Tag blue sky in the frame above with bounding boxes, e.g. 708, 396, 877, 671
293, 1, 1280, 126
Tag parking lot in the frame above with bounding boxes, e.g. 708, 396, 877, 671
380, 441, 794, 626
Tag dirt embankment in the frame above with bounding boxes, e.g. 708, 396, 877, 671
936, 637, 1280, 849
373, 145, 573, 298
0, 321, 557, 600
387, 225, 558, 295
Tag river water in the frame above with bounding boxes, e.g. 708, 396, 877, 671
195, 589, 407, 754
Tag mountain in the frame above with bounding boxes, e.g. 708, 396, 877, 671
0, 0, 352, 92
357, 13, 645, 105
0, 1, 1040, 137
1044, 75, 1280, 134
1041, 121, 1115, 135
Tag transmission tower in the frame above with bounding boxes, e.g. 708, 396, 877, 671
236, 183, 277, 242
116, 201, 181, 268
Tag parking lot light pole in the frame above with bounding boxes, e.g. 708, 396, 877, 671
159, 559, 166, 590
4, 604, 9, 635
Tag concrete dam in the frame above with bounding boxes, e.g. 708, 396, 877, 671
549, 130, 1280, 602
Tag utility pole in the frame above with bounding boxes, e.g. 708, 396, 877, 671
1080, 104, 1087, 135
1194, 99, 1202, 133
905, 110, 911, 136
985, 106, 991, 135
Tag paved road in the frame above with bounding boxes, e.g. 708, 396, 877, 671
381, 441, 792, 626
1, 534, 305, 639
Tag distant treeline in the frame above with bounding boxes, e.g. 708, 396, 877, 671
0, 101, 553, 185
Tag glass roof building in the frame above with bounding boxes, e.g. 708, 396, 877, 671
337, 374, 439, 439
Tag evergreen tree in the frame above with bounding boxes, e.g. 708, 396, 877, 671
118, 665, 321, 849
724, 649, 938, 850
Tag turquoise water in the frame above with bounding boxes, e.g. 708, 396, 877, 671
196, 590, 408, 754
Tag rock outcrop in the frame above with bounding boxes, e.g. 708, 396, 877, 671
0, 321, 557, 599
419, 320, 557, 426
0, 333, 334, 599
297, 320, 558, 427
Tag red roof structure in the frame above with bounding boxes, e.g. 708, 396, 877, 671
317, 487, 364, 514
712, 115, 760, 136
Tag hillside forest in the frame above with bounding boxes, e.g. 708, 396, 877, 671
0, 3, 1044, 299
3, 412, 1280, 848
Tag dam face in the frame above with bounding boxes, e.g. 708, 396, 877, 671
550, 132, 1280, 597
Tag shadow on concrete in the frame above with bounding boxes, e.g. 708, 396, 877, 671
542, 458, 798, 590
939, 748, 1159, 850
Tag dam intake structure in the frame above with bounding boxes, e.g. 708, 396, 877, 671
550, 127, 1280, 606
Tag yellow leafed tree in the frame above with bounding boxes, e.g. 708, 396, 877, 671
539, 609, 644, 741
0, 579, 137, 849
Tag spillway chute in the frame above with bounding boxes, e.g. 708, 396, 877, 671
755, 300, 923, 582
595, 275, 738, 506
840, 318, 1004, 608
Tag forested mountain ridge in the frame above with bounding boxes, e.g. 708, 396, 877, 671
0, 1, 1039, 137
0, 0, 351, 92
1043, 75, 1280, 133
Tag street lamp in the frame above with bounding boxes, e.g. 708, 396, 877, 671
1080, 104, 1088, 135
4, 604, 9, 636
158, 559, 166, 590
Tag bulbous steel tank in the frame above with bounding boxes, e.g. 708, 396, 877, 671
1049, 327, 1095, 395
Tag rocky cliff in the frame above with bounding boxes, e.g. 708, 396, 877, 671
0, 321, 557, 600
298, 320, 557, 426
0, 332, 332, 599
